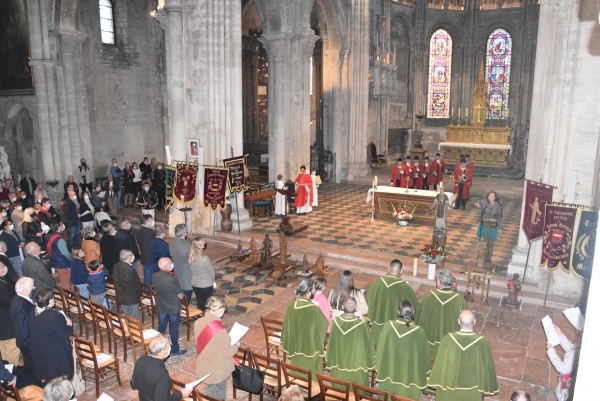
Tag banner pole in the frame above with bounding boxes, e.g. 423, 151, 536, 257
213, 210, 216, 238
543, 270, 552, 307
522, 241, 532, 284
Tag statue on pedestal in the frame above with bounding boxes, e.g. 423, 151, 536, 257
430, 185, 450, 232
0, 147, 11, 181
279, 230, 288, 264
301, 254, 309, 274
506, 273, 522, 306
260, 234, 273, 265
250, 238, 258, 257
314, 254, 325, 276
237, 239, 243, 254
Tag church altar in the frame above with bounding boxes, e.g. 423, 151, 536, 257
366, 186, 454, 226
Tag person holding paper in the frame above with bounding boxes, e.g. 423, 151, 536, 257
547, 324, 581, 401
194, 294, 239, 400
79, 192, 95, 228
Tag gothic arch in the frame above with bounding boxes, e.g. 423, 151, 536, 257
426, 23, 463, 49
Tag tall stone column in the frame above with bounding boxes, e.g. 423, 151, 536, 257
328, 50, 345, 182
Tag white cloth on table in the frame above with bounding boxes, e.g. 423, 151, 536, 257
366, 186, 454, 206
275, 180, 286, 215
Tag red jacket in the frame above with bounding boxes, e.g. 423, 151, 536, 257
391, 165, 403, 187
413, 163, 423, 189
401, 163, 414, 188
453, 167, 472, 199
430, 160, 446, 184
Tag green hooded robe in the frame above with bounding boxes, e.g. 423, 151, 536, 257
375, 320, 429, 400
325, 316, 375, 392
366, 275, 420, 346
414, 289, 467, 359
428, 331, 499, 401
281, 298, 328, 378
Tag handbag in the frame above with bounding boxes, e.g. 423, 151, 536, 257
232, 349, 265, 395
71, 339, 86, 396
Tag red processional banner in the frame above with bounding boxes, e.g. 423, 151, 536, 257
174, 163, 198, 207
540, 204, 578, 272
203, 167, 229, 210
522, 180, 554, 241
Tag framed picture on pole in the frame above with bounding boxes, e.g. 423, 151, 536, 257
188, 139, 200, 159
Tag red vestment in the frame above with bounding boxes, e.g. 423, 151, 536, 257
414, 163, 423, 189
424, 163, 436, 186
431, 159, 446, 184
453, 166, 472, 199
401, 163, 413, 188
466, 161, 474, 187
294, 173, 313, 207
391, 165, 402, 187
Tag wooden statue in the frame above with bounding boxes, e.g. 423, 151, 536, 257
237, 239, 243, 254
429, 185, 450, 232
260, 234, 273, 265
250, 238, 258, 257
301, 255, 310, 274
501, 273, 523, 309
313, 254, 325, 276
279, 230, 288, 264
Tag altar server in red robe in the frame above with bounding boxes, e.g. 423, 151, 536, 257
424, 157, 434, 190
401, 156, 414, 188
390, 158, 403, 187
294, 166, 313, 215
430, 153, 447, 191
453, 158, 472, 210
413, 157, 423, 190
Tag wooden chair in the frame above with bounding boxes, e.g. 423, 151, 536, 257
232, 348, 253, 401
123, 314, 156, 363
105, 308, 129, 363
464, 269, 489, 309
105, 276, 118, 311
316, 373, 350, 401
281, 362, 320, 400
0, 382, 43, 401
140, 283, 157, 328
73, 336, 122, 398
180, 296, 204, 341
90, 302, 112, 353
53, 287, 65, 310
390, 395, 414, 401
193, 389, 223, 401
63, 288, 84, 336
79, 295, 98, 344
369, 142, 387, 167
251, 351, 282, 400
352, 382, 389, 401
260, 316, 285, 361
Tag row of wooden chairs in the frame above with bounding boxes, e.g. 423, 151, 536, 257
72, 335, 122, 398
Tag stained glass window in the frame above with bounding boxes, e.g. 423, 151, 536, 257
99, 0, 115, 45
427, 29, 452, 119
485, 29, 512, 119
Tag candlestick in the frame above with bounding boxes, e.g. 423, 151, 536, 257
466, 108, 469, 117
413, 258, 418, 276
374, 176, 378, 188
372, 180, 375, 189
451, 107, 454, 117
458, 108, 461, 118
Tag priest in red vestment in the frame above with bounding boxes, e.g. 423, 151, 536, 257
294, 166, 313, 214
453, 158, 472, 210
401, 156, 414, 188
390, 158, 403, 187
431, 153, 447, 191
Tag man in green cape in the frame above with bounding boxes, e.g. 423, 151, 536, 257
367, 259, 419, 346
428, 310, 499, 401
281, 278, 328, 377
376, 300, 429, 401
326, 297, 375, 393
415, 268, 467, 359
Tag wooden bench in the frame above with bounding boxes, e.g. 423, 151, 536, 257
244, 189, 277, 217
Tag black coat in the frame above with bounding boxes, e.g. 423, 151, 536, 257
10, 294, 33, 348
28, 308, 73, 383
0, 277, 16, 340
113, 261, 143, 306
22, 220, 43, 244
136, 226, 156, 266
64, 199, 80, 227
0, 254, 20, 285
19, 178, 37, 197
22, 256, 55, 296
139, 162, 152, 181
131, 355, 182, 401
152, 271, 183, 314
114, 229, 140, 259
100, 235, 120, 275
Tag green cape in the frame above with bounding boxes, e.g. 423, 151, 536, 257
282, 298, 329, 377
366, 275, 420, 345
326, 316, 375, 391
375, 320, 429, 400
428, 331, 499, 401
414, 289, 467, 359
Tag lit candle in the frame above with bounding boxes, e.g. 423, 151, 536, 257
451, 107, 454, 117
413, 258, 418, 276
375, 176, 378, 187
466, 108, 469, 118
458, 109, 461, 118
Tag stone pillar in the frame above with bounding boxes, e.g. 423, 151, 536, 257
330, 51, 345, 183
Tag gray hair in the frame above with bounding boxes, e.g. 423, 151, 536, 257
147, 336, 169, 356
155, 225, 165, 237
437, 268, 454, 287
0, 241, 6, 250
294, 278, 314, 298
15, 277, 34, 293
342, 296, 357, 314
24, 242, 40, 256
120, 249, 133, 261
42, 376, 74, 401
102, 222, 114, 235
119, 219, 130, 229
174, 224, 188, 238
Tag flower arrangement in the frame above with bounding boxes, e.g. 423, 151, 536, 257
420, 244, 447, 264
392, 200, 415, 221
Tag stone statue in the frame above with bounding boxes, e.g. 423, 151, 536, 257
314, 254, 325, 276
0, 147, 11, 181
260, 234, 273, 265
237, 239, 243, 254
506, 273, 522, 306
430, 185, 450, 232
301, 254, 309, 274
250, 238, 258, 257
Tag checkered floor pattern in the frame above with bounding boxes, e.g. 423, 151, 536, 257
249, 174, 523, 272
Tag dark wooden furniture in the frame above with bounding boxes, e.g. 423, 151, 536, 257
369, 142, 387, 167
244, 189, 277, 217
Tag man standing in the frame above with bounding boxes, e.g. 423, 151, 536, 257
110, 159, 124, 212
113, 249, 143, 319
367, 259, 419, 346
153, 257, 187, 356
0, 263, 19, 365
22, 242, 55, 295
168, 224, 193, 304
104, 174, 119, 213
19, 172, 36, 205
131, 336, 192, 400
0, 179, 10, 201
325, 297, 375, 392
415, 268, 467, 359
10, 277, 35, 373
46, 221, 72, 289
399, 156, 413, 188
294, 166, 313, 215
0, 242, 20, 288
413, 156, 423, 190
114, 219, 140, 270
152, 163, 166, 211
390, 158, 403, 187
453, 158, 472, 210
137, 182, 158, 221
139, 157, 152, 187
465, 154, 474, 192
281, 278, 328, 375
422, 157, 431, 190
136, 214, 156, 285
76, 158, 94, 193
151, 226, 171, 280
430, 153, 447, 191
429, 310, 499, 401
64, 190, 81, 248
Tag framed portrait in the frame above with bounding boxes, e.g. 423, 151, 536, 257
188, 139, 200, 159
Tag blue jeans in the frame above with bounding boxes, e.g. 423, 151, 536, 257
116, 191, 122, 210
143, 265, 154, 285
158, 312, 180, 353
131, 261, 138, 271
69, 225, 80, 248
183, 290, 193, 305
74, 284, 89, 298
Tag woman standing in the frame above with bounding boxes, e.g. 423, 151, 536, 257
132, 162, 142, 199
122, 163, 136, 208
0, 220, 24, 277
189, 237, 215, 311
10, 200, 24, 238
79, 192, 95, 228
22, 208, 43, 246
194, 295, 239, 400
70, 247, 89, 298
81, 227, 100, 268
475, 191, 503, 262
328, 270, 368, 319
28, 289, 73, 385
99, 223, 119, 275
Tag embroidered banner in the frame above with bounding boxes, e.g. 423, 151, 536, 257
223, 156, 247, 194
203, 167, 229, 210
570, 210, 598, 280
522, 180, 554, 241
174, 163, 198, 207
540, 204, 578, 272
164, 165, 177, 210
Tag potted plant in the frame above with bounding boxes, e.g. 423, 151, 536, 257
420, 244, 447, 279
392, 200, 416, 226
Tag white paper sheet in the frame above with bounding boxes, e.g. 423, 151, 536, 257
229, 322, 250, 345
142, 329, 160, 340
542, 315, 560, 347
98, 191, 106, 198
96, 353, 112, 364
1, 364, 13, 383
563, 307, 585, 331
97, 393, 114, 401
81, 210, 92, 216
186, 373, 211, 389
